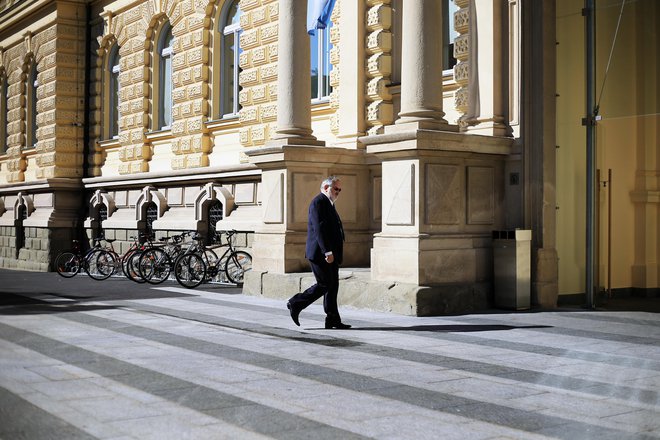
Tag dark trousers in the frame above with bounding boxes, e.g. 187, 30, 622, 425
289, 260, 341, 323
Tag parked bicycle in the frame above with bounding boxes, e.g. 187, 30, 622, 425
86, 233, 153, 282
174, 230, 252, 288
55, 237, 117, 280
137, 231, 190, 284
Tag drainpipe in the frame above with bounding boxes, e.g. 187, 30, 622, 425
583, 0, 597, 309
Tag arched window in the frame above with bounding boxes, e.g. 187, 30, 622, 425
217, 0, 242, 118
107, 44, 121, 139
310, 18, 333, 102
156, 22, 173, 130
26, 61, 38, 149
0, 71, 7, 154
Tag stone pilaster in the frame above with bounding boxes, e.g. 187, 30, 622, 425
34, 10, 87, 179
365, 0, 393, 136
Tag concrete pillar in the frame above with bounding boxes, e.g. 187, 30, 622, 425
397, 0, 448, 127
271, 0, 322, 145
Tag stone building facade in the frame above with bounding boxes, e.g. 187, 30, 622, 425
0, 0, 657, 314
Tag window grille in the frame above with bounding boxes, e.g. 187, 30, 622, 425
15, 205, 26, 256
26, 63, 38, 149
108, 45, 121, 139
208, 200, 223, 243
99, 204, 108, 222
145, 203, 158, 234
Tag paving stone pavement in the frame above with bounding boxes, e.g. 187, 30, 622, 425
0, 269, 659, 439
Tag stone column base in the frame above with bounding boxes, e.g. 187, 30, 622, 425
532, 247, 559, 308
243, 268, 491, 316
371, 234, 493, 286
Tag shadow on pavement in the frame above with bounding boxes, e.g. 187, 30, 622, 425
0, 269, 241, 305
348, 324, 553, 332
0, 293, 121, 315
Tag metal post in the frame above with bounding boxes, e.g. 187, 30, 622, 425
584, 0, 596, 309
607, 168, 612, 298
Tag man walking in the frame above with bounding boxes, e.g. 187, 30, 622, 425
287, 176, 350, 329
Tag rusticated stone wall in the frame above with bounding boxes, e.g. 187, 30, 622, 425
237, 0, 280, 148
2, 5, 87, 183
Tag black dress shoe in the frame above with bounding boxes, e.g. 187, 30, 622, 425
325, 321, 351, 330
287, 301, 300, 326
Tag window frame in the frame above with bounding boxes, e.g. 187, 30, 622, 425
310, 21, 333, 104
106, 44, 121, 140
0, 71, 7, 154
154, 22, 173, 131
217, 0, 242, 120
26, 61, 38, 149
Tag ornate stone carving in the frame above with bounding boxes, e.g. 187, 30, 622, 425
453, 1, 470, 130
364, 1, 393, 135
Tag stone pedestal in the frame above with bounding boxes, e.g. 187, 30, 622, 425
246, 145, 373, 273
362, 126, 513, 289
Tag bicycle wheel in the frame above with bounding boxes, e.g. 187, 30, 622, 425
121, 248, 139, 279
174, 254, 206, 288
225, 251, 252, 285
85, 250, 115, 280
140, 248, 172, 285
125, 251, 146, 283
55, 252, 81, 278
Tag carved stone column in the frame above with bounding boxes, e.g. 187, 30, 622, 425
464, 0, 509, 136
270, 0, 323, 146
396, 0, 448, 128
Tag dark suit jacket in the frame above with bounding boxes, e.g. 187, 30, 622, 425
305, 192, 344, 265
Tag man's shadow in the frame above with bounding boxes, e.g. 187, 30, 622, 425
317, 324, 553, 332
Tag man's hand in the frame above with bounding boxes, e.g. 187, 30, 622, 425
325, 254, 335, 264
